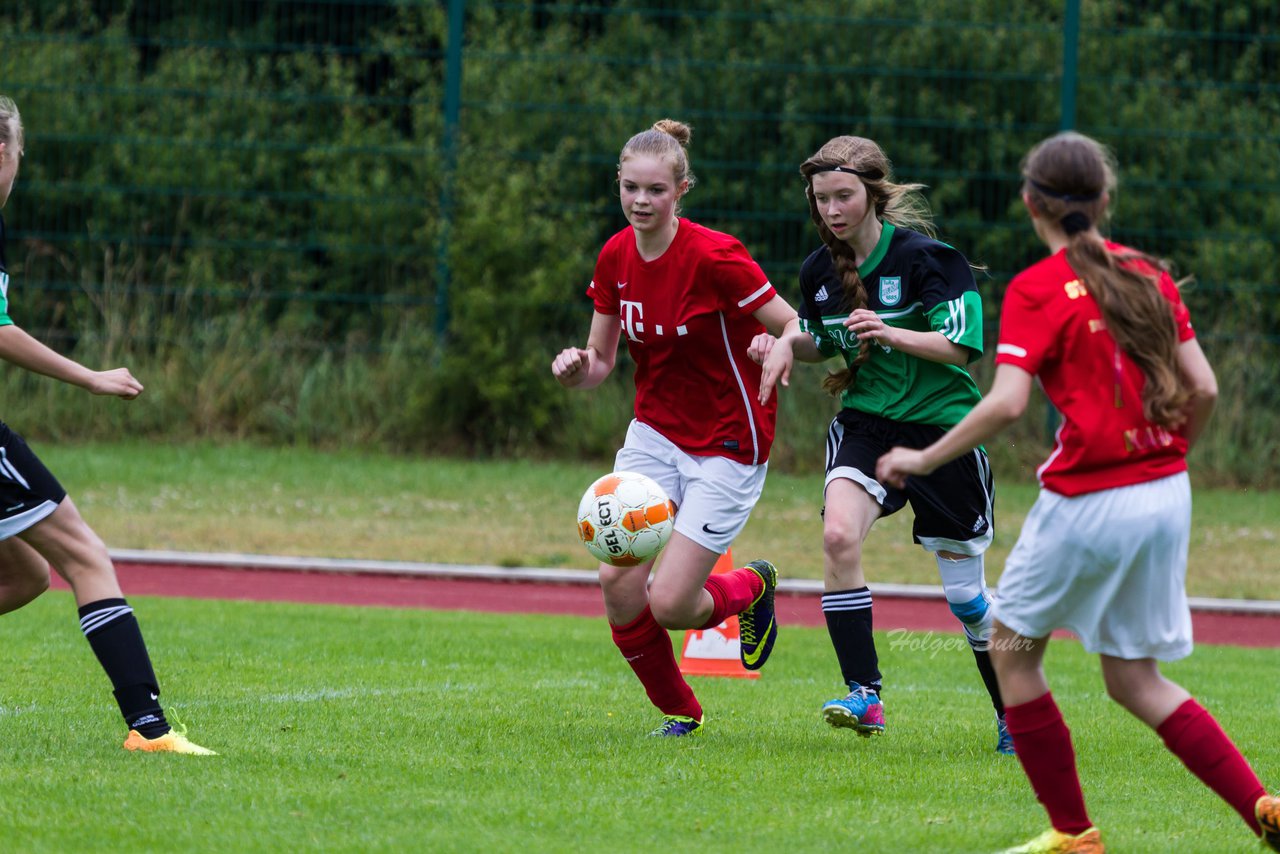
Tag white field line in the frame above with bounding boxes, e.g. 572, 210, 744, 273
108, 548, 1280, 616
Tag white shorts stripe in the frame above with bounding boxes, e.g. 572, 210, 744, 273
0, 448, 32, 490
0, 500, 58, 541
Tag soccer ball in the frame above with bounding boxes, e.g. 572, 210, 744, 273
576, 471, 675, 567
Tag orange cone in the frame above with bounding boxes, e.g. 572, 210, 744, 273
679, 550, 760, 679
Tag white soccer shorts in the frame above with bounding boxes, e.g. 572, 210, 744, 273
614, 419, 767, 555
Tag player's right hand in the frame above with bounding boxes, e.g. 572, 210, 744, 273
747, 332, 775, 366
757, 337, 793, 405
551, 347, 591, 387
88, 367, 144, 400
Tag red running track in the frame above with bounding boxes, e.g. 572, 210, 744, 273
48, 560, 1280, 649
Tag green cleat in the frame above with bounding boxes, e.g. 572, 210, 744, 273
648, 715, 703, 737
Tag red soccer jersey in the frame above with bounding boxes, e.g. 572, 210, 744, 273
994, 242, 1195, 496
588, 219, 778, 465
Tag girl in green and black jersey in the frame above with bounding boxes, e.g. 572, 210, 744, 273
750, 135, 1008, 752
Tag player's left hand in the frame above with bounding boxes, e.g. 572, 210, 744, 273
876, 446, 928, 488
845, 308, 896, 349
88, 367, 144, 400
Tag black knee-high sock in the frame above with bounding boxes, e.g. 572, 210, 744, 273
79, 598, 170, 737
971, 648, 1005, 717
822, 587, 881, 694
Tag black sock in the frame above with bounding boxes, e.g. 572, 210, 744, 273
79, 598, 170, 738
822, 587, 881, 694
971, 648, 1005, 717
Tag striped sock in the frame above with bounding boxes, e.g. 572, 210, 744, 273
79, 598, 169, 738
822, 587, 880, 693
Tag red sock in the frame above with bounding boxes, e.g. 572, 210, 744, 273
1157, 698, 1267, 833
1005, 692, 1094, 835
610, 606, 701, 720
699, 567, 763, 630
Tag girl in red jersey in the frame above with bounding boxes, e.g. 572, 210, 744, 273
551, 119, 797, 737
877, 131, 1278, 853
0, 96, 213, 754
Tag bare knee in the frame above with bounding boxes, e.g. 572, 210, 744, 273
1101, 667, 1145, 710
989, 628, 1043, 681
598, 564, 651, 626
50, 530, 114, 584
648, 589, 697, 630
0, 565, 51, 614
0, 536, 53, 614
822, 522, 867, 587
823, 521, 865, 568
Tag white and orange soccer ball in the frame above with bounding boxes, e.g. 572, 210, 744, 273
576, 471, 675, 567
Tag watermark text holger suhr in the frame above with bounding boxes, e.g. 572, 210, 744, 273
885, 628, 1036, 657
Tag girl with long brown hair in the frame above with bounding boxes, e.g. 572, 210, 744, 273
753, 135, 1008, 752
878, 131, 1278, 853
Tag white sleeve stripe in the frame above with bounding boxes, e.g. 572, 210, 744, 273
737, 281, 773, 308
996, 343, 1028, 357
940, 297, 965, 342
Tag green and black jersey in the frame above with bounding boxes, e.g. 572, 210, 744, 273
0, 214, 12, 327
797, 222, 983, 428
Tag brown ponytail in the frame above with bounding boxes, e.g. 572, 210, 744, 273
1022, 132, 1189, 428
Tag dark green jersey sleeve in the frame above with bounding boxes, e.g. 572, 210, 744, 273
916, 243, 983, 361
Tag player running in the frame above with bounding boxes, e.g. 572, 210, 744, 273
0, 96, 214, 755
752, 135, 1009, 752
552, 119, 796, 737
877, 130, 1279, 853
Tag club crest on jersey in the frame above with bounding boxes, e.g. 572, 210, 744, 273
878, 276, 902, 306
814, 284, 829, 303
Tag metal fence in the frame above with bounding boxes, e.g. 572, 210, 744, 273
2, 1, 1277, 352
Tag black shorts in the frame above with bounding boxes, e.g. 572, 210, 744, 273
824, 408, 994, 555
0, 421, 66, 540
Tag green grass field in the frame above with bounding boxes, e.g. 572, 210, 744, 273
1, 591, 1277, 853
3, 440, 1276, 852
40, 440, 1280, 600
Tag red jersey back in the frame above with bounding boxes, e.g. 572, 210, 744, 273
994, 242, 1195, 496
588, 219, 777, 465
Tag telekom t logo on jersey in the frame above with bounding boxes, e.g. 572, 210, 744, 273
620, 299, 688, 342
